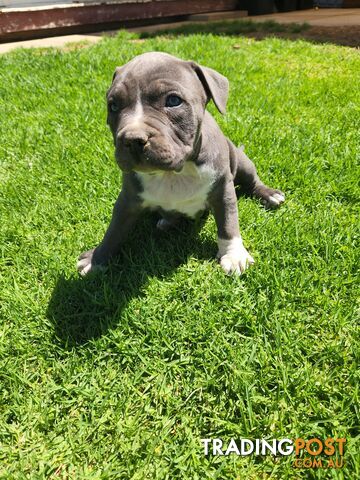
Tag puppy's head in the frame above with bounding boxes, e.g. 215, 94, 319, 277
106, 52, 229, 173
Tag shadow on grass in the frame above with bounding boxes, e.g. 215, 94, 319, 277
138, 19, 359, 48
47, 214, 216, 348
140, 19, 310, 38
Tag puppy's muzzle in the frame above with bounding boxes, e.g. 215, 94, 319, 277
118, 129, 149, 157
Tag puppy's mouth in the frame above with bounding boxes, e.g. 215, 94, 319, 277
115, 139, 185, 173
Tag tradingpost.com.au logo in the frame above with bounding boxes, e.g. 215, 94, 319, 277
201, 437, 346, 469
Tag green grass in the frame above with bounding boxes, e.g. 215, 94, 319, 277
0, 30, 359, 479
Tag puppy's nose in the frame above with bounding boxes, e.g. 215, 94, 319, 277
120, 130, 148, 151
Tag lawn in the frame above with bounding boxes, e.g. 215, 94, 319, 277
0, 28, 359, 479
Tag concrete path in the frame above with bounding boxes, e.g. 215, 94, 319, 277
123, 8, 360, 35
0, 33, 101, 55
247, 8, 360, 26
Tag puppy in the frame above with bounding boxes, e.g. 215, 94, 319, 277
78, 52, 284, 276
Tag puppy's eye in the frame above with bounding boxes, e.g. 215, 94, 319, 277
109, 102, 119, 113
165, 95, 183, 108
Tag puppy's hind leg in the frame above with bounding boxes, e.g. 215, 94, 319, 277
232, 143, 285, 209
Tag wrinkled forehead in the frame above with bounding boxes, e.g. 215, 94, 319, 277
110, 53, 201, 99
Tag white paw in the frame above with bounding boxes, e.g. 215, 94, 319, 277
156, 218, 172, 231
77, 249, 95, 276
217, 237, 255, 275
267, 192, 285, 207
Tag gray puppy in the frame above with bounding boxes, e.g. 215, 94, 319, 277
78, 52, 285, 276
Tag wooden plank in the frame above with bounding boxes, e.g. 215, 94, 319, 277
0, 0, 240, 39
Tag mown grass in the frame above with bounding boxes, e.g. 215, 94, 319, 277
0, 30, 359, 479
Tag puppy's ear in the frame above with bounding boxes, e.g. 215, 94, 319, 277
191, 63, 229, 114
107, 67, 122, 97
111, 66, 122, 83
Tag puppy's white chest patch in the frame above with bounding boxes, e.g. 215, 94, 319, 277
136, 162, 216, 218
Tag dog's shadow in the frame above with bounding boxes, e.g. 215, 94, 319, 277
47, 214, 216, 348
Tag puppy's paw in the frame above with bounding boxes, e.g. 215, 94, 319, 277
156, 215, 181, 231
156, 218, 175, 231
77, 249, 96, 276
254, 185, 285, 209
77, 248, 107, 276
217, 237, 255, 275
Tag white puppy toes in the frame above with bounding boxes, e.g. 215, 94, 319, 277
77, 249, 96, 276
217, 237, 255, 276
156, 218, 174, 231
273, 192, 285, 202
267, 192, 285, 206
77, 248, 108, 276
219, 249, 255, 275
77, 257, 93, 276
262, 191, 285, 208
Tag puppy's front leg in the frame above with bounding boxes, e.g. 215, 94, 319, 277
77, 191, 141, 276
209, 178, 254, 275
